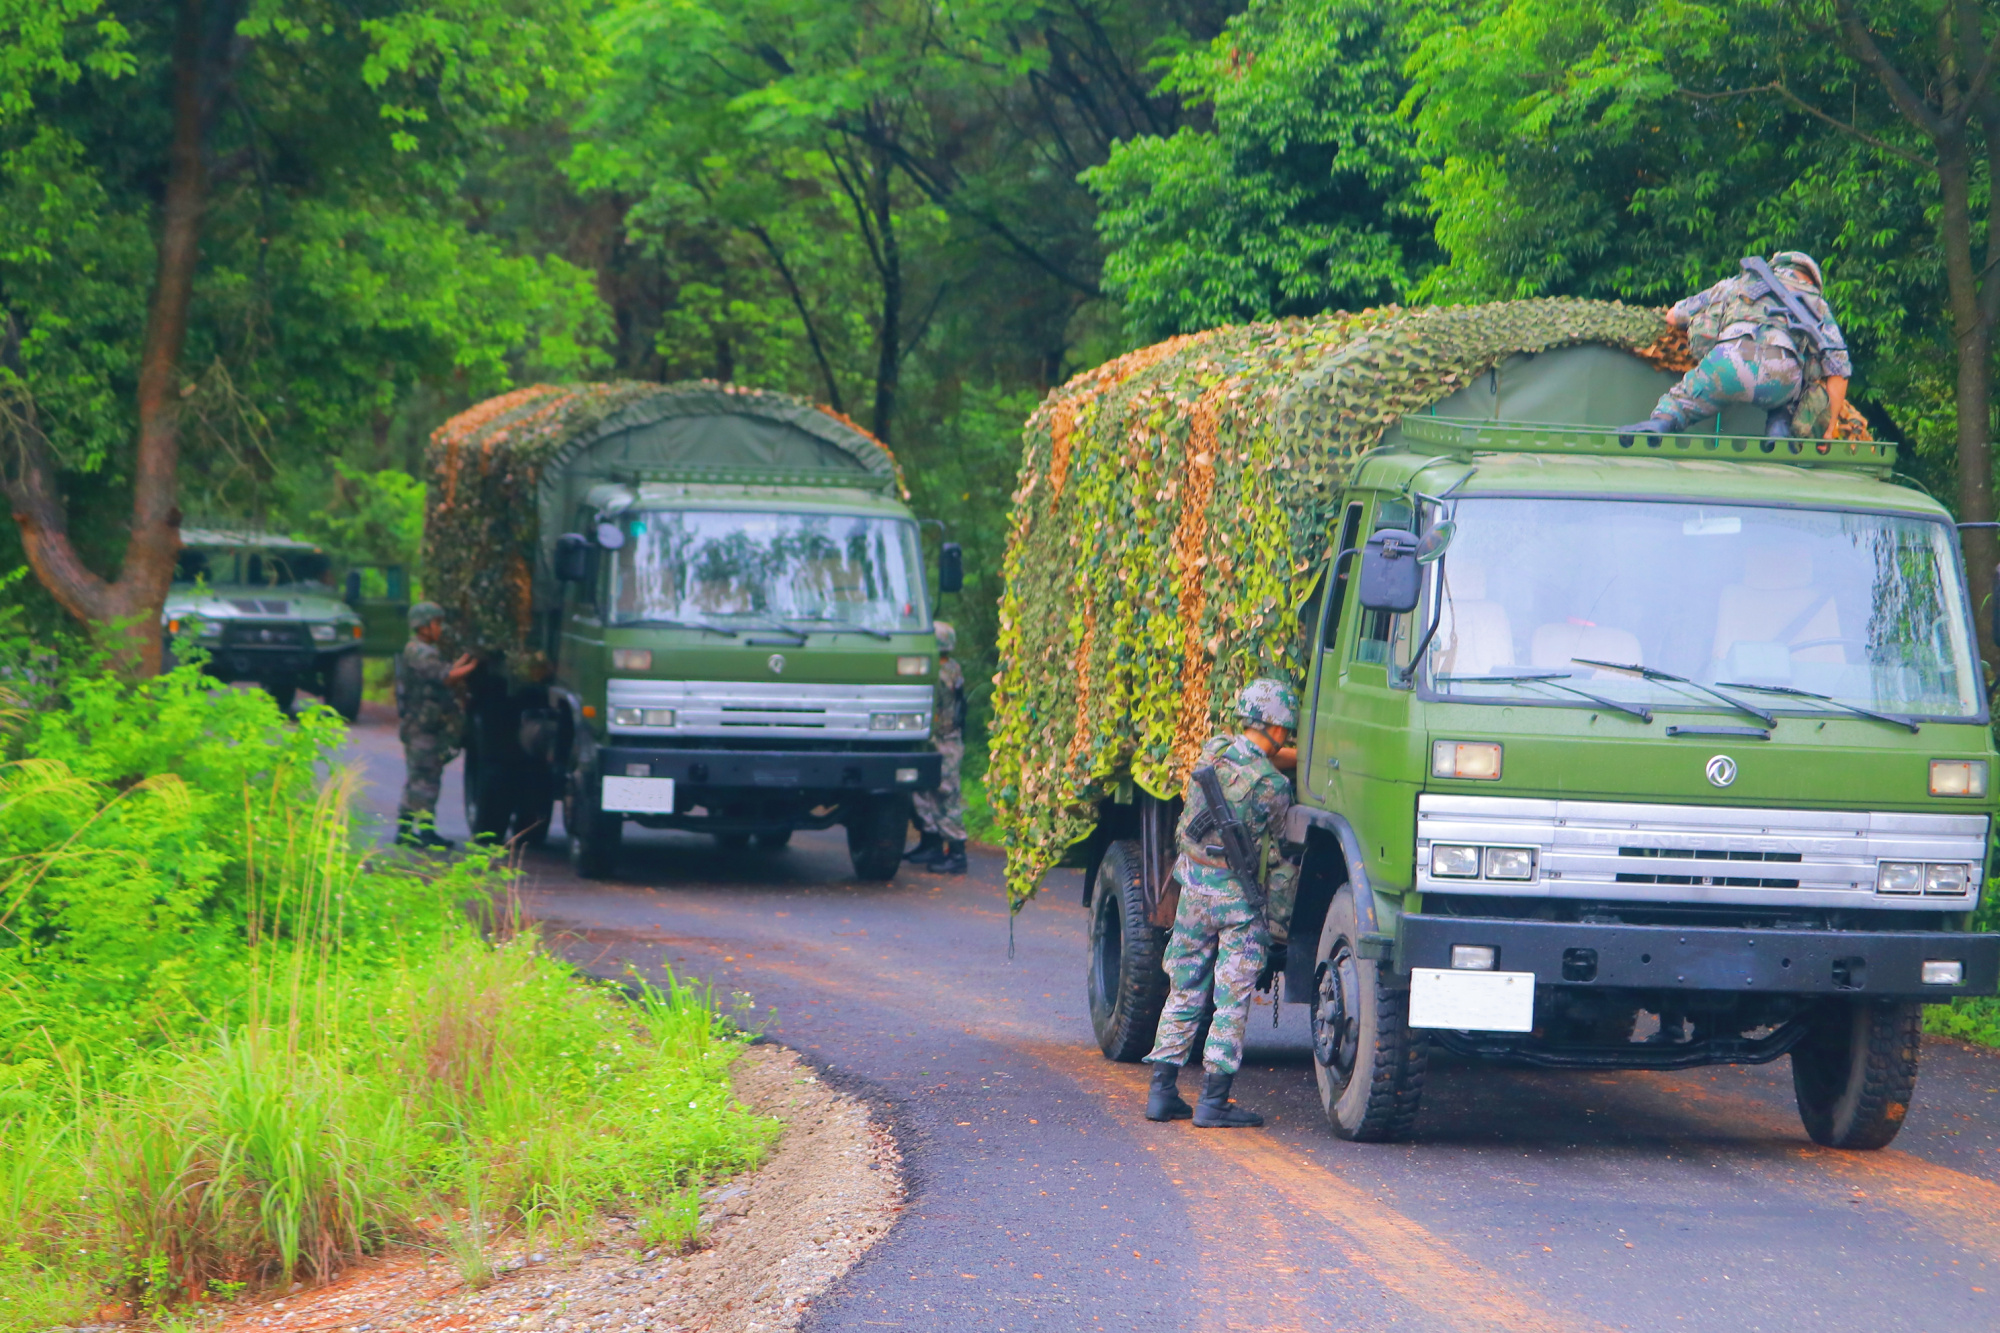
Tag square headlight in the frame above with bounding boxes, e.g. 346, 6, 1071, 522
1432, 740, 1503, 780
612, 648, 653, 671
1483, 846, 1536, 881
310, 623, 337, 642
641, 708, 675, 727
871, 711, 929, 731
896, 655, 931, 677
1925, 863, 1973, 896
1876, 861, 1925, 895
1930, 759, 1989, 797
611, 707, 643, 728
1431, 844, 1482, 878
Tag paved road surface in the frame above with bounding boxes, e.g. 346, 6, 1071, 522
347, 711, 2000, 1332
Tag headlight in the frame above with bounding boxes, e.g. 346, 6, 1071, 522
1450, 945, 1497, 971
870, 711, 929, 731
896, 656, 930, 676
199, 620, 223, 637
1876, 861, 1926, 895
613, 648, 653, 671
1925, 863, 1973, 896
1431, 844, 1482, 878
611, 707, 674, 728
1930, 759, 1988, 797
1922, 960, 1967, 986
895, 767, 920, 783
310, 623, 337, 642
1483, 847, 1537, 881
1432, 740, 1503, 780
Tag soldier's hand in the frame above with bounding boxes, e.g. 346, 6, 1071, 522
447, 653, 478, 685
1273, 744, 1298, 772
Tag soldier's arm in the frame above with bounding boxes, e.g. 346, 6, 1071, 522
1256, 775, 1300, 943
404, 642, 452, 684
1817, 310, 1854, 380
1667, 281, 1724, 328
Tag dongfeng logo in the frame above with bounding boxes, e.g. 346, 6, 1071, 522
1705, 754, 1737, 788
768, 653, 786, 674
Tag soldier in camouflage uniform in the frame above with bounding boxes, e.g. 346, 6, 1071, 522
907, 620, 969, 873
1623, 252, 1852, 442
397, 601, 476, 850
1145, 678, 1302, 1129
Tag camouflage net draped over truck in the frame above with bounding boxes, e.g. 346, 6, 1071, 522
424, 380, 903, 671
986, 298, 1875, 907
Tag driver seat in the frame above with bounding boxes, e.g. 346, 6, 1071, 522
1714, 551, 1842, 671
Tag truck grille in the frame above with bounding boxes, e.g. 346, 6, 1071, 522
607, 679, 932, 742
1415, 794, 1988, 911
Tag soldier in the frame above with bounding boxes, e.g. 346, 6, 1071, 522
396, 601, 476, 850
907, 620, 969, 874
1622, 251, 1852, 442
1145, 678, 1301, 1129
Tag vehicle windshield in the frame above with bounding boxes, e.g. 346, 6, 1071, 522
1422, 498, 1981, 720
606, 509, 929, 633
173, 548, 332, 587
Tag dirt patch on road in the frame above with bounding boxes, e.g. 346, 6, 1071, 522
186, 1042, 901, 1333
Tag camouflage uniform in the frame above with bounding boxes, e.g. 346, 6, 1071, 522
397, 617, 463, 820
913, 650, 967, 842
1146, 708, 1300, 1078
1653, 256, 1852, 434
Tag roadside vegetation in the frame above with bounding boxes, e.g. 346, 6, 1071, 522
0, 630, 772, 1330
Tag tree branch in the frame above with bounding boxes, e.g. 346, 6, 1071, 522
744, 221, 846, 413
1831, 0, 1948, 140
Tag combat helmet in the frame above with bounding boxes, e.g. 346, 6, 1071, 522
1770, 251, 1824, 289
1234, 678, 1298, 730
407, 600, 446, 630
933, 620, 956, 653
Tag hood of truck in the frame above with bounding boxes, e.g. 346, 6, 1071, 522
580, 624, 940, 685
164, 587, 357, 625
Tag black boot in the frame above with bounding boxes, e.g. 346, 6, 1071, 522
903, 831, 943, 865
1617, 412, 1680, 447
925, 839, 967, 874
1145, 1062, 1193, 1121
399, 814, 454, 852
396, 812, 417, 848
1765, 408, 1793, 439
1192, 1071, 1263, 1128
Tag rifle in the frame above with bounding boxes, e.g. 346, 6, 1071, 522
1739, 256, 1846, 361
1188, 763, 1264, 910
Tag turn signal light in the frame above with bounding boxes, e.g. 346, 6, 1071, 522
896, 656, 930, 676
1432, 740, 1503, 780
1930, 759, 1988, 797
612, 648, 653, 671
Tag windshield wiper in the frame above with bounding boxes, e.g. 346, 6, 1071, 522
1572, 658, 1777, 728
784, 616, 893, 641
618, 618, 738, 637
1436, 670, 1653, 722
1716, 681, 1920, 734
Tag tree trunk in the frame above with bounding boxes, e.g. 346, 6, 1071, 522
870, 143, 901, 446
1, 0, 228, 675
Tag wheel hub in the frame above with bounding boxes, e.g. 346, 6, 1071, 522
1312, 944, 1361, 1076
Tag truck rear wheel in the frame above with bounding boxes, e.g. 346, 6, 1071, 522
1313, 884, 1427, 1142
464, 732, 515, 843
566, 769, 623, 879
1087, 839, 1170, 1063
323, 650, 364, 722
1791, 999, 1922, 1150
846, 796, 909, 881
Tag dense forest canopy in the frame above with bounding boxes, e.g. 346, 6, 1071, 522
6, 0, 2000, 685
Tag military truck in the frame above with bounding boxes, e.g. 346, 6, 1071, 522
990, 300, 2000, 1150
165, 529, 367, 719
424, 381, 949, 879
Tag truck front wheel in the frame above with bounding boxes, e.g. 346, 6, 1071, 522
1790, 999, 1922, 1150
1087, 839, 1170, 1062
566, 769, 624, 879
1313, 884, 1427, 1142
846, 795, 910, 881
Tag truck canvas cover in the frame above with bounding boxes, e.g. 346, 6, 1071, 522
987, 299, 1875, 904
425, 380, 904, 661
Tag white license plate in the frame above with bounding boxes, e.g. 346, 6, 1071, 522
1408, 968, 1535, 1032
601, 775, 676, 813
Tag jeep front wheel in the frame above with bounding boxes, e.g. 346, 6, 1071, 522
1313, 884, 1427, 1142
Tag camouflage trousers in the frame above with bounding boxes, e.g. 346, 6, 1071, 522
913, 735, 966, 841
1145, 880, 1269, 1076
399, 728, 458, 818
1656, 338, 1834, 436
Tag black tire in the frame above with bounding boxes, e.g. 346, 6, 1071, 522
846, 795, 910, 881
1086, 839, 1171, 1063
514, 770, 556, 849
755, 829, 793, 850
323, 650, 364, 722
264, 679, 297, 714
1312, 884, 1427, 1142
566, 766, 623, 879
714, 832, 752, 851
464, 732, 516, 844
1791, 999, 1922, 1150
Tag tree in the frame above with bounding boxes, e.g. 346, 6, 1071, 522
0, 0, 607, 670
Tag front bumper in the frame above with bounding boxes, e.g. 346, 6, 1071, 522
1400, 914, 2000, 999
598, 745, 940, 796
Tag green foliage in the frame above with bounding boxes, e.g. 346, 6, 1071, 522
1086, 0, 1438, 342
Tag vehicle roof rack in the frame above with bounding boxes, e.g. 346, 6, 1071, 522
596, 466, 900, 494
1401, 415, 1897, 475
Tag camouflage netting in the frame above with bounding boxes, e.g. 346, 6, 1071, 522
987, 299, 1875, 906
424, 380, 902, 673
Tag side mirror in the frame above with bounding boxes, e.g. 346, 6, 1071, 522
1416, 519, 1456, 565
938, 541, 964, 595
555, 533, 591, 583
344, 570, 362, 604
1357, 529, 1421, 613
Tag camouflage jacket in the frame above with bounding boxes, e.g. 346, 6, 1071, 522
1672, 272, 1853, 379
934, 656, 966, 742
396, 638, 463, 737
1174, 732, 1300, 942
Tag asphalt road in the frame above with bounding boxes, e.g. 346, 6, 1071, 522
346, 709, 2000, 1333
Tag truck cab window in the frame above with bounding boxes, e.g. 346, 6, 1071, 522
1322, 502, 1364, 650
1354, 500, 1414, 665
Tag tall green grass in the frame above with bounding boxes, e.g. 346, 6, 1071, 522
0, 655, 772, 1328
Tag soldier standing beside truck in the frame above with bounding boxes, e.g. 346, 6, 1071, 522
907, 620, 968, 873
1145, 679, 1302, 1129
397, 601, 476, 850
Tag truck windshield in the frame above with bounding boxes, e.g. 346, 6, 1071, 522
607, 509, 929, 633
1422, 498, 1981, 720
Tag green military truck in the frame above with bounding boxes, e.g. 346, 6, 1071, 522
424, 381, 949, 880
991, 300, 1999, 1150
165, 529, 368, 719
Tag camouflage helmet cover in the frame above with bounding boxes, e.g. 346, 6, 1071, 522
932, 619, 956, 652
1770, 251, 1824, 289
407, 600, 446, 630
1234, 677, 1299, 729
